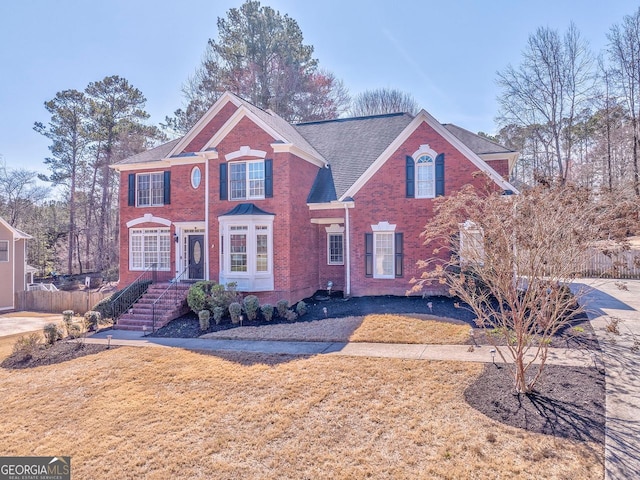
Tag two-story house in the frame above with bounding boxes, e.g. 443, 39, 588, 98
113, 92, 518, 328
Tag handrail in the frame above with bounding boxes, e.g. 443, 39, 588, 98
111, 263, 157, 321
150, 264, 191, 333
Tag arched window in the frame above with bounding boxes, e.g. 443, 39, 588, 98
416, 155, 435, 198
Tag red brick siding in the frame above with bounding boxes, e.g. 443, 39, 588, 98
486, 158, 510, 180
348, 122, 501, 297
183, 102, 237, 152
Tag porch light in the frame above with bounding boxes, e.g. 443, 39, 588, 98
490, 348, 496, 364
174, 233, 179, 243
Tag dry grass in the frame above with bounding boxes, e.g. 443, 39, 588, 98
350, 314, 471, 344
203, 314, 470, 344
0, 337, 602, 479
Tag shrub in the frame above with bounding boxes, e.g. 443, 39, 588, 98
67, 322, 85, 339
187, 281, 241, 314
276, 300, 289, 318
44, 323, 64, 345
92, 293, 115, 319
187, 281, 211, 314
295, 301, 308, 317
284, 310, 298, 322
198, 310, 211, 330
13, 333, 41, 359
62, 310, 74, 326
229, 302, 242, 324
243, 295, 260, 321
91, 280, 152, 320
213, 306, 225, 325
261, 304, 274, 322
84, 310, 101, 331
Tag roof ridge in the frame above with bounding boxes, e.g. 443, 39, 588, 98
296, 112, 410, 126
443, 123, 514, 151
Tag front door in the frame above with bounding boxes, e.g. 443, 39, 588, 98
188, 235, 205, 280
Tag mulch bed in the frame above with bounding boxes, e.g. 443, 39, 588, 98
465, 363, 605, 443
1, 341, 115, 370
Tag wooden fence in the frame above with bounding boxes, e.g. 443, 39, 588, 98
577, 249, 640, 279
14, 290, 110, 315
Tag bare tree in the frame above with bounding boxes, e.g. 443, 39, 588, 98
497, 23, 594, 183
0, 161, 49, 228
412, 181, 626, 394
608, 7, 640, 195
348, 88, 419, 117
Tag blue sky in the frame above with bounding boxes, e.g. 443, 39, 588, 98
0, 0, 637, 174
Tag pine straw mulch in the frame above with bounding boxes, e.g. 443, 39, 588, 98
1, 339, 116, 370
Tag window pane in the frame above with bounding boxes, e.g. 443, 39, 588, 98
328, 234, 343, 264
0, 241, 8, 262
151, 173, 164, 205
129, 228, 170, 270
375, 233, 394, 276
230, 163, 247, 200
230, 233, 247, 272
256, 233, 268, 272
417, 157, 434, 197
137, 174, 150, 206
248, 162, 265, 198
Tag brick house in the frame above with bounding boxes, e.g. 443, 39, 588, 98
113, 91, 518, 316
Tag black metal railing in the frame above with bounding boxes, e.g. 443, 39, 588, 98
151, 264, 191, 333
111, 264, 157, 322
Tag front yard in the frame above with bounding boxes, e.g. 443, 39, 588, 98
0, 331, 603, 479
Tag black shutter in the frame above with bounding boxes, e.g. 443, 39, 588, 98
219, 163, 228, 200
395, 233, 403, 277
163, 171, 171, 205
365, 233, 373, 277
406, 156, 415, 198
435, 153, 445, 197
128, 173, 135, 206
265, 158, 273, 198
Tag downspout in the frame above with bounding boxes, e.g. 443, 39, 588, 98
344, 202, 351, 297
205, 156, 210, 281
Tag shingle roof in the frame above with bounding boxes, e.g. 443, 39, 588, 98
115, 138, 182, 165
442, 124, 514, 155
295, 113, 414, 198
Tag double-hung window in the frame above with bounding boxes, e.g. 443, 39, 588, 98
366, 222, 403, 279
137, 172, 164, 206
326, 224, 345, 265
416, 155, 435, 198
129, 228, 171, 271
230, 161, 265, 200
0, 240, 8, 262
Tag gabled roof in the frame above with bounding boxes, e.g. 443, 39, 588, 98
307, 165, 338, 203
442, 124, 515, 155
296, 113, 414, 198
115, 138, 182, 166
0, 216, 31, 239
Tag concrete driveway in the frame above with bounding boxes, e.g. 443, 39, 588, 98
578, 279, 640, 480
0, 312, 62, 337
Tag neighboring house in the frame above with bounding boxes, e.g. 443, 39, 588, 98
113, 91, 518, 305
0, 216, 32, 311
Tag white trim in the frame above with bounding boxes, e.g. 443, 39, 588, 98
373, 231, 395, 279
371, 221, 396, 232
310, 217, 344, 224
126, 214, 172, 228
112, 156, 209, 172
340, 110, 519, 200
345, 204, 351, 296
325, 224, 345, 234
128, 227, 171, 271
271, 142, 327, 168
307, 200, 355, 211
0, 240, 9, 262
225, 146, 267, 161
0, 216, 31, 239
326, 227, 345, 266
479, 152, 520, 175
229, 159, 266, 201
202, 106, 284, 151
412, 144, 438, 160
167, 92, 242, 157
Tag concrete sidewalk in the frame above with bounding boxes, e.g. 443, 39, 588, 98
87, 329, 594, 366
578, 279, 640, 480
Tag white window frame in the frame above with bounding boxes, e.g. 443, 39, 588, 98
218, 214, 275, 291
325, 224, 344, 265
371, 221, 396, 279
412, 145, 438, 199
229, 160, 265, 201
0, 240, 8, 262
191, 166, 201, 189
136, 172, 164, 207
129, 228, 171, 271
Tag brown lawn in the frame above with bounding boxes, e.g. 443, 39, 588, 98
350, 314, 471, 344
0, 336, 602, 479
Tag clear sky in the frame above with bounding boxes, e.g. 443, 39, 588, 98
0, 0, 637, 175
